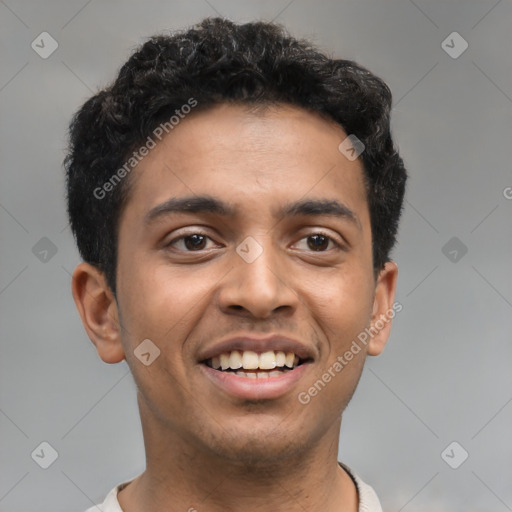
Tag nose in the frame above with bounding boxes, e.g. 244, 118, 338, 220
217, 236, 299, 319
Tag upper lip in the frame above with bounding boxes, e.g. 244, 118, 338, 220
198, 334, 315, 362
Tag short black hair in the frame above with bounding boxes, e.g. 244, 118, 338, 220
65, 17, 407, 294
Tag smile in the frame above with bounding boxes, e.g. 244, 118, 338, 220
201, 350, 312, 400
203, 349, 306, 378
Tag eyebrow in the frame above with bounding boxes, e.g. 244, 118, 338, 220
144, 194, 361, 229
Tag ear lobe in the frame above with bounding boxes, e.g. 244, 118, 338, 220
71, 262, 125, 364
367, 261, 399, 357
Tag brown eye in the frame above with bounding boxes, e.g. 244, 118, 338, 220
292, 231, 344, 253
182, 234, 207, 250
167, 232, 214, 251
307, 234, 330, 251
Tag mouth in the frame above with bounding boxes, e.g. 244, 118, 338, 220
202, 350, 310, 379
198, 335, 315, 400
200, 349, 313, 400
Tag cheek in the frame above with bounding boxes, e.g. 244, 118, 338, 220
116, 264, 195, 403
118, 259, 218, 355
117, 260, 183, 345
306, 267, 374, 342
300, 272, 372, 415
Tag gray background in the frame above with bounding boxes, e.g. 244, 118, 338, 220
1, 0, 511, 511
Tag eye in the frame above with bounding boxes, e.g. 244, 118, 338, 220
165, 230, 343, 253
166, 232, 217, 252
295, 232, 342, 252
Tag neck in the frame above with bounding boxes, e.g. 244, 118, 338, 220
118, 398, 358, 512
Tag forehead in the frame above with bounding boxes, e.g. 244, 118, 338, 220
122, 102, 369, 225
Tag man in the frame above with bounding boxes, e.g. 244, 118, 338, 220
66, 16, 406, 512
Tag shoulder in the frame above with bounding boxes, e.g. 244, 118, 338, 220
83, 480, 133, 512
338, 462, 383, 512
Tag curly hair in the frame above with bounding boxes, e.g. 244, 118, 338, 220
65, 17, 407, 294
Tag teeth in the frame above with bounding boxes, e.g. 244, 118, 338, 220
232, 369, 292, 378
259, 351, 277, 370
220, 353, 230, 370
242, 351, 260, 370
229, 350, 243, 370
208, 350, 301, 371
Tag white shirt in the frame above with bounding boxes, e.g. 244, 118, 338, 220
84, 462, 382, 512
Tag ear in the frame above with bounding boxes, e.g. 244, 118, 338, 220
71, 262, 125, 364
367, 260, 399, 356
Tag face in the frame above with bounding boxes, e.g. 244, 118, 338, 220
73, 103, 397, 467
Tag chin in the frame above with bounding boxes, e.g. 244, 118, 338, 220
203, 426, 309, 467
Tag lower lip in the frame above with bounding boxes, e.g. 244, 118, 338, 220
199, 363, 311, 400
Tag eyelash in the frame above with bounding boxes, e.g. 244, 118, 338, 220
165, 230, 343, 253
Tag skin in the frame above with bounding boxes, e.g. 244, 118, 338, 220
72, 103, 398, 512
